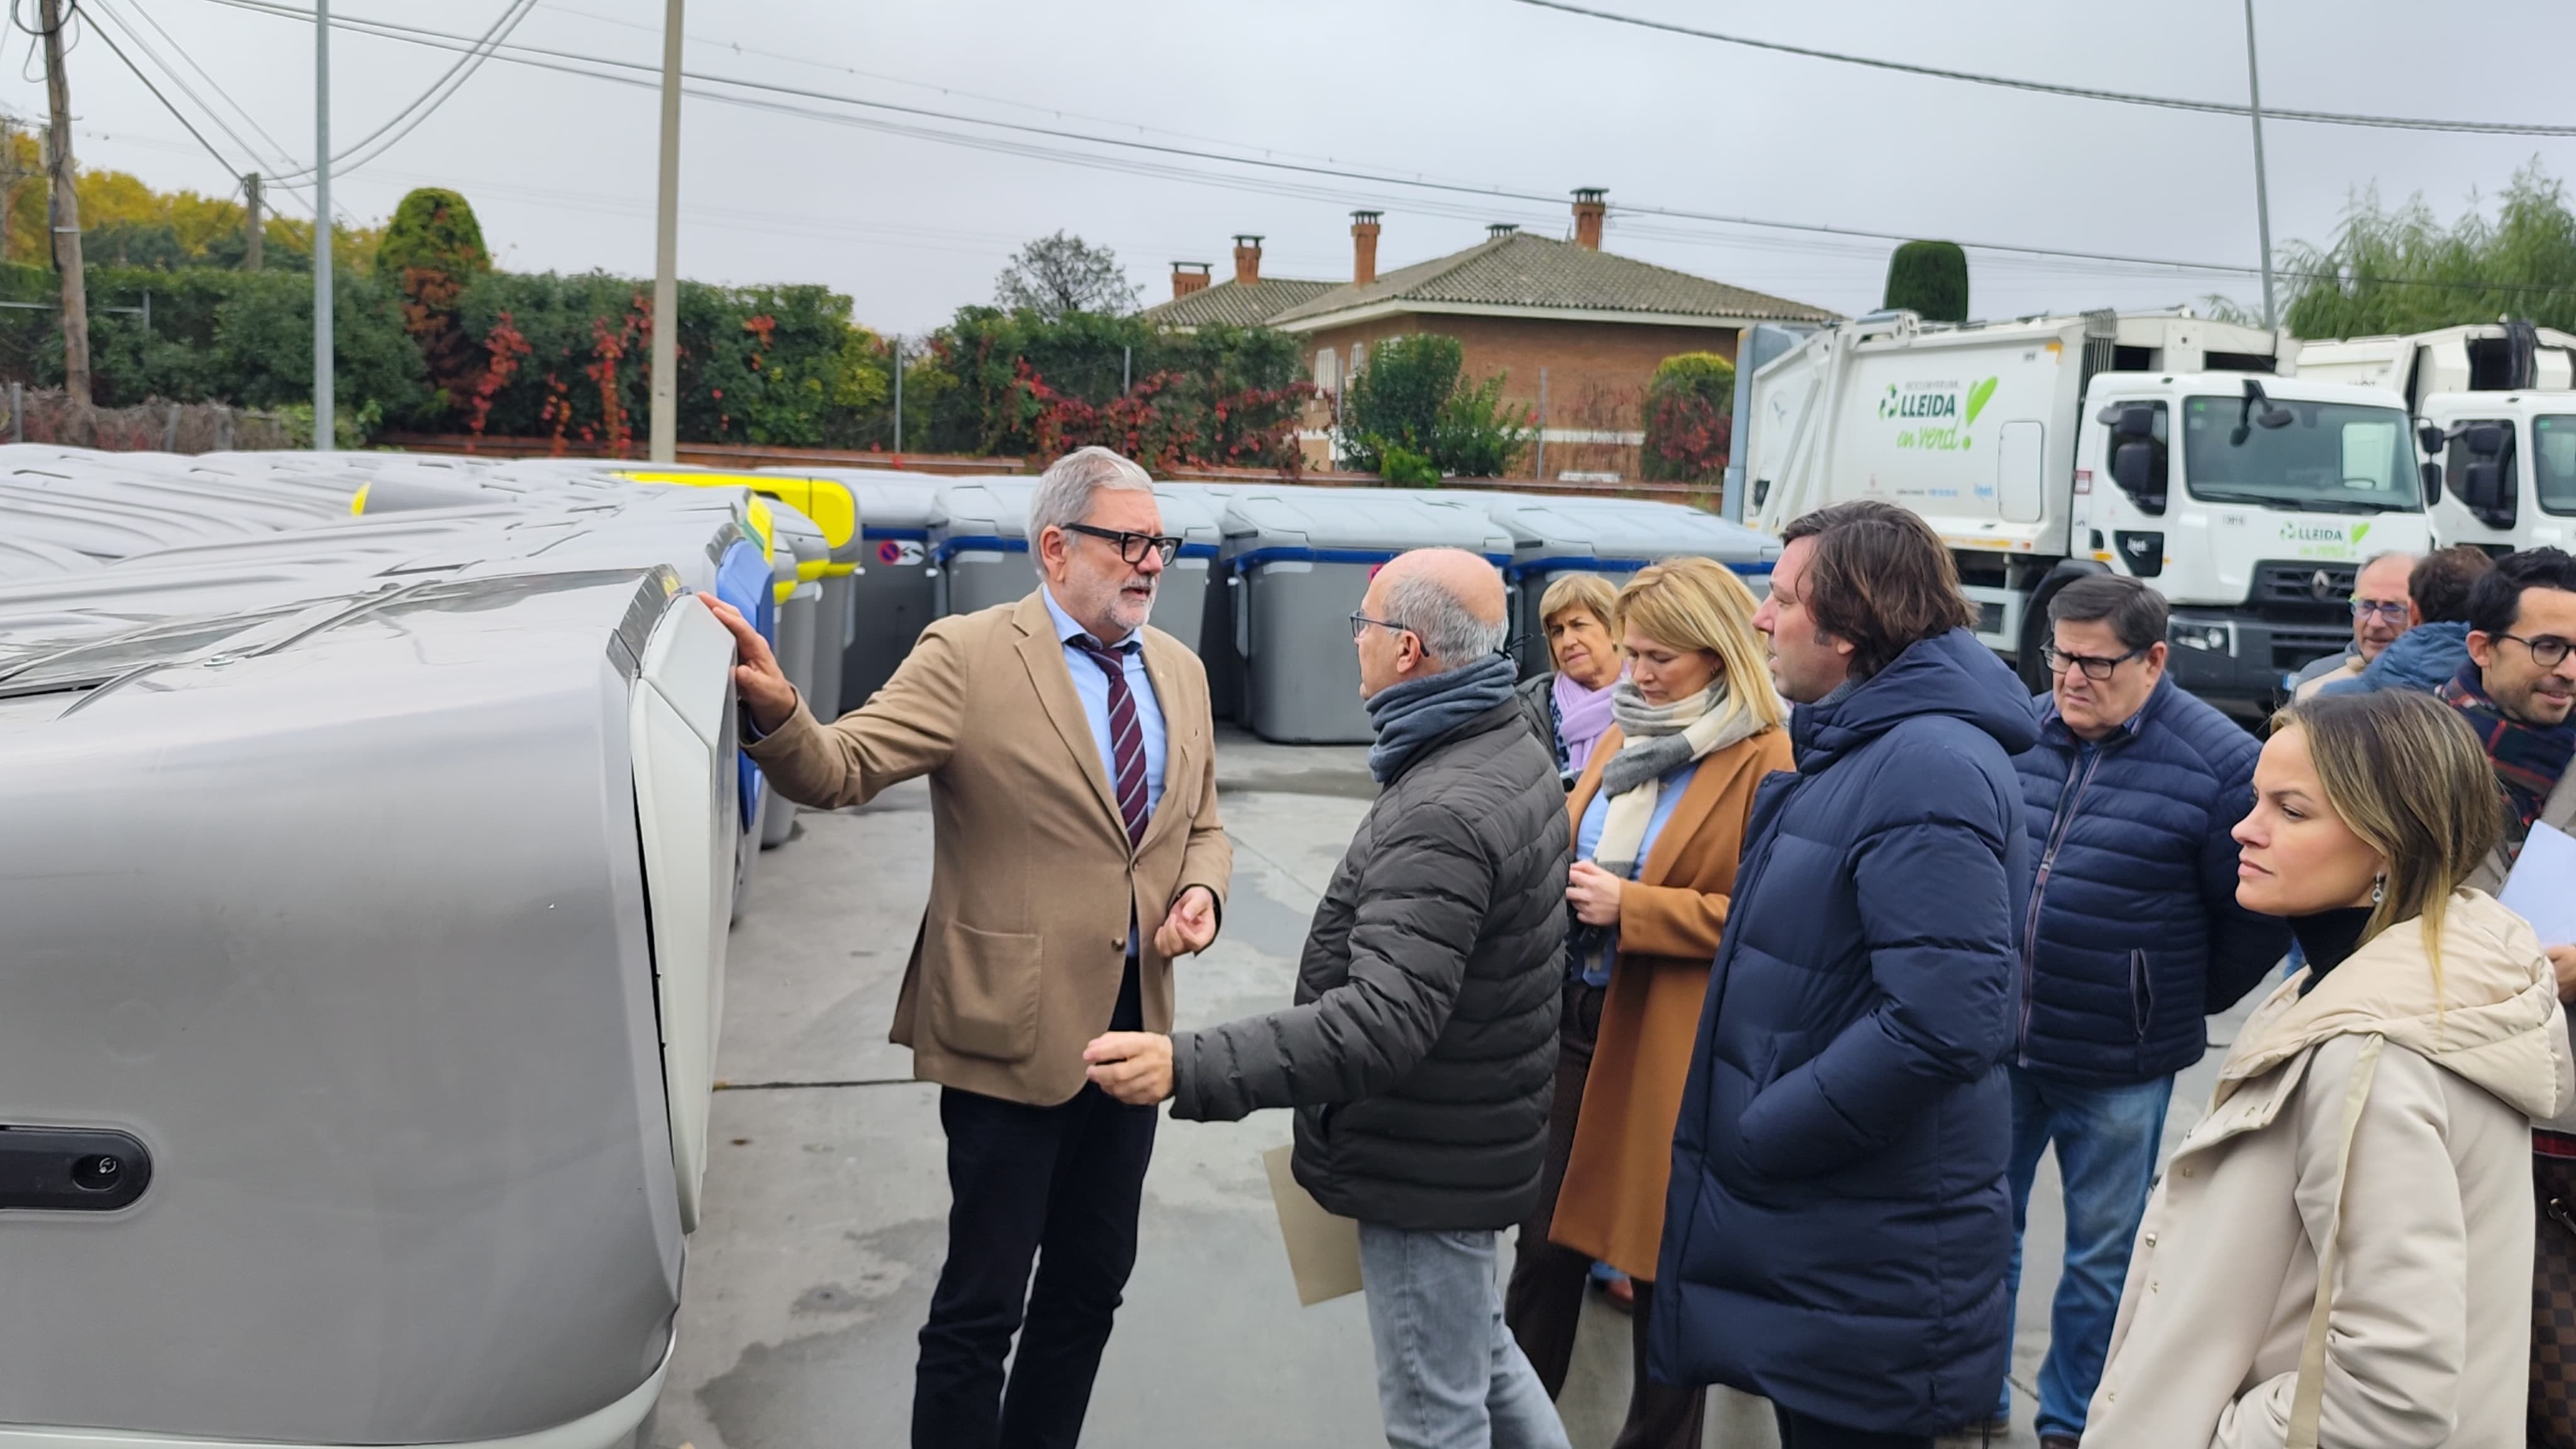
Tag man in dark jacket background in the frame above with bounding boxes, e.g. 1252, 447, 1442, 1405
1651, 500, 2034, 1449
1995, 575, 2287, 1448
1084, 547, 1572, 1449
2318, 544, 2494, 696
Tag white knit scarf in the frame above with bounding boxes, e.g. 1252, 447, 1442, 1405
1591, 678, 1760, 879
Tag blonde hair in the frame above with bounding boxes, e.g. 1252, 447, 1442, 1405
1538, 572, 1618, 635
1614, 557, 1785, 738
2272, 689, 2507, 994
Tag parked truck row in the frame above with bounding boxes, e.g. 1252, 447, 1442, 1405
1731, 308, 2576, 714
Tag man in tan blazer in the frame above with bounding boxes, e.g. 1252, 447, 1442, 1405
706, 446, 1231, 1449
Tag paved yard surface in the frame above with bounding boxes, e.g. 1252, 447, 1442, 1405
650, 728, 2258, 1449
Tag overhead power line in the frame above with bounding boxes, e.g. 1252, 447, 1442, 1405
1501, 0, 2576, 138
264, 0, 533, 184
175, 0, 2576, 301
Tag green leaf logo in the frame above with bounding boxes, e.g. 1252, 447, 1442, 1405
1963, 376, 1998, 428
2352, 522, 2371, 546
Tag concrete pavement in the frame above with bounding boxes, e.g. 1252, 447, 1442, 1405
649, 728, 2260, 1449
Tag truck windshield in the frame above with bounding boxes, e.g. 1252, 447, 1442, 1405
2180, 396, 2419, 513
2533, 416, 2576, 516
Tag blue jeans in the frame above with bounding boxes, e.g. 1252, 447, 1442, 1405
1996, 1066, 2172, 1441
1357, 1222, 1571, 1449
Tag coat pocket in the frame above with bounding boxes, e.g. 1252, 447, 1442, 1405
2129, 948, 2153, 1042
925, 922, 1043, 1061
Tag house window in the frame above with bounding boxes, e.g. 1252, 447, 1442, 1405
1314, 348, 1340, 392
1350, 341, 1367, 379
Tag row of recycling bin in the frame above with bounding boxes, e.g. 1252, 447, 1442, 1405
846, 475, 1778, 744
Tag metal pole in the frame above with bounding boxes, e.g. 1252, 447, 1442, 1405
647, 0, 683, 464
313, 0, 333, 451
891, 336, 904, 452
242, 172, 262, 270
39, 0, 89, 407
1122, 344, 1131, 395
2243, 0, 2277, 331
1535, 367, 1548, 482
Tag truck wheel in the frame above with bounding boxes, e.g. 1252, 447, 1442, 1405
2016, 596, 2055, 695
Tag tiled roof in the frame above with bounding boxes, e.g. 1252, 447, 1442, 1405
1140, 277, 1339, 330
1268, 231, 1837, 328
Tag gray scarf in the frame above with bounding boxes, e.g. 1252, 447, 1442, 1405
1591, 677, 1764, 878
1367, 653, 1519, 784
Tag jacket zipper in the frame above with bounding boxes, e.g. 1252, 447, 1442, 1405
2021, 748, 2106, 1065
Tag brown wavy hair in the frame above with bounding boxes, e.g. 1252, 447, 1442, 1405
1779, 500, 1977, 679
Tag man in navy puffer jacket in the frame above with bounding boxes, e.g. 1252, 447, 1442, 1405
1651, 501, 2034, 1449
1997, 575, 2288, 1448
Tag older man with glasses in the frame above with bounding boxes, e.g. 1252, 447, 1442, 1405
2293, 550, 2416, 699
1977, 574, 2289, 1448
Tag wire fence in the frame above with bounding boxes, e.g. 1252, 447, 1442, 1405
0, 385, 294, 451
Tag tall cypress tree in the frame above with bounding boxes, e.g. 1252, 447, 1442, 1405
1883, 240, 1969, 323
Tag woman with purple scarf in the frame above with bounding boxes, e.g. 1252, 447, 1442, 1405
1516, 572, 1623, 786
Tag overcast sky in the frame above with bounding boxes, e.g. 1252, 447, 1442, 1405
8, 0, 2572, 336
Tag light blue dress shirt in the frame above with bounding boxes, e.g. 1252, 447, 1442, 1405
1572, 757, 1699, 987
1039, 586, 1168, 821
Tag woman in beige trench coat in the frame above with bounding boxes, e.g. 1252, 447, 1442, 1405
2087, 690, 2573, 1448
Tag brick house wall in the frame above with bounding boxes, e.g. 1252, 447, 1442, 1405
1297, 313, 1741, 478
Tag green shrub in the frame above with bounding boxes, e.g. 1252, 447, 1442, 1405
1338, 331, 1530, 479
1884, 240, 1969, 322
1643, 351, 1735, 482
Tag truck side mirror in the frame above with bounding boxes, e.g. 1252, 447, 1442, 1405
2418, 423, 2447, 456
2112, 440, 2165, 513
2421, 459, 2443, 504
2466, 459, 2505, 511
2112, 406, 2157, 439
2467, 423, 2509, 458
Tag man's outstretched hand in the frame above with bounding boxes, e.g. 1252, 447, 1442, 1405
1084, 1031, 1175, 1105
1156, 885, 1219, 958
701, 595, 797, 735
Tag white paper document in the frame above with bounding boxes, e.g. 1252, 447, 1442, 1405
2500, 821, 2576, 947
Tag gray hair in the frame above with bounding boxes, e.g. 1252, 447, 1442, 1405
1030, 447, 1155, 572
1382, 567, 1508, 669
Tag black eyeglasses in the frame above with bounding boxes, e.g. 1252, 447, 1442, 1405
1063, 523, 1182, 567
1350, 611, 1414, 641
2497, 632, 2576, 668
2041, 643, 2148, 681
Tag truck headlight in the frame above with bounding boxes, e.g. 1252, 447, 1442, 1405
2171, 623, 2232, 654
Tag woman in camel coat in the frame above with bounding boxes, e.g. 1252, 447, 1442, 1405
1503, 557, 1791, 1449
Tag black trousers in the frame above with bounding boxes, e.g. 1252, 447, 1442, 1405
911, 961, 1155, 1449
1503, 980, 1706, 1449
1772, 1406, 1933, 1449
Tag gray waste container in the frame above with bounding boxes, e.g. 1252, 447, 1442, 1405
1480, 496, 1779, 675
930, 479, 1220, 645
1219, 489, 1516, 744
797, 470, 946, 714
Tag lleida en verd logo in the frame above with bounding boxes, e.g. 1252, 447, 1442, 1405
1881, 376, 1999, 452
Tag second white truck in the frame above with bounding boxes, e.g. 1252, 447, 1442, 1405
1744, 308, 2431, 710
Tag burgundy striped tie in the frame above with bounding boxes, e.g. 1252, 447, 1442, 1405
1075, 638, 1150, 850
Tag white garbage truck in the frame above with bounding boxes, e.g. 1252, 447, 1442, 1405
1744, 308, 2432, 709
2296, 321, 2576, 555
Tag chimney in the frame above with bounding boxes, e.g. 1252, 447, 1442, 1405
1170, 262, 1211, 299
1486, 223, 1519, 242
1351, 210, 1382, 286
1232, 234, 1263, 286
1572, 188, 1606, 250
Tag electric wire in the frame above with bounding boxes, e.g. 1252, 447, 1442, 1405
262, 0, 535, 183
119, 0, 297, 172
1500, 0, 2576, 138
169, 0, 2576, 301
73, 0, 240, 180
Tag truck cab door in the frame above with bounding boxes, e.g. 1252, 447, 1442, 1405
2085, 399, 2169, 577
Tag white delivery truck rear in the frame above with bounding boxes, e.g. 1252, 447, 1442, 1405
2296, 321, 2576, 556
1745, 309, 2430, 710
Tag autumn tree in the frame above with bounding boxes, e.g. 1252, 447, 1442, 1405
993, 231, 1140, 320
377, 187, 493, 411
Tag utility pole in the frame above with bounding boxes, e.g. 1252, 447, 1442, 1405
2243, 0, 2277, 331
891, 336, 903, 453
647, 0, 683, 464
313, 0, 333, 450
242, 173, 262, 270
38, 0, 89, 406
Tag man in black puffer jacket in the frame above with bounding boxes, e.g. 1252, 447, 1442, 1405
1085, 547, 1572, 1449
